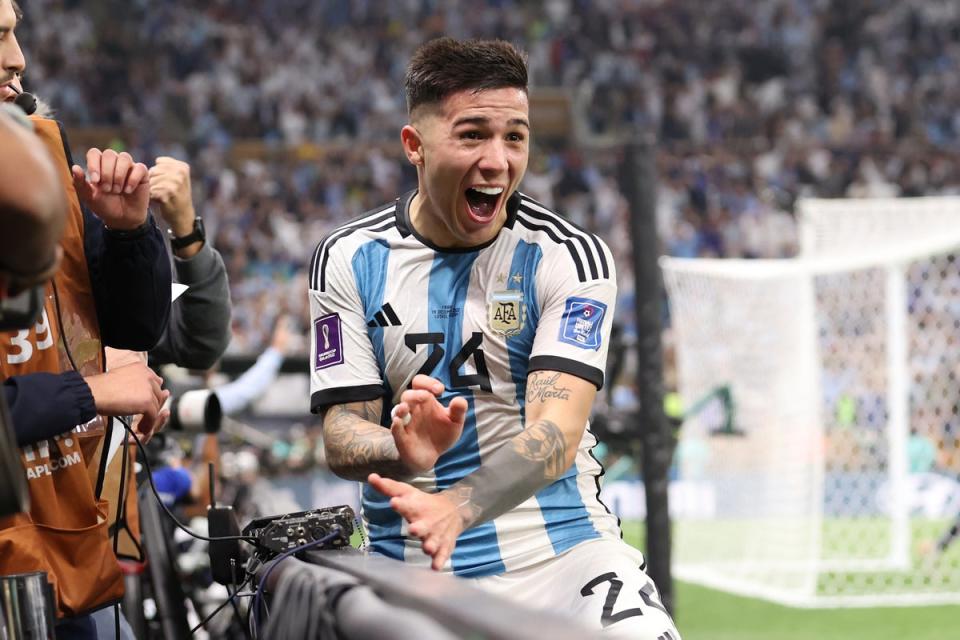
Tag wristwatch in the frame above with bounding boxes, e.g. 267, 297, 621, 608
168, 216, 206, 250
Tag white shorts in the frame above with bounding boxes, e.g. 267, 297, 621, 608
472, 538, 681, 639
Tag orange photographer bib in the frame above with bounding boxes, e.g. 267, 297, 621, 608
0, 117, 124, 618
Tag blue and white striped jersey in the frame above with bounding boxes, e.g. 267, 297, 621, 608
308, 190, 622, 577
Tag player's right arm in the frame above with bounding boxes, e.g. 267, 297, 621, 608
321, 378, 465, 480
310, 240, 464, 480
321, 397, 398, 480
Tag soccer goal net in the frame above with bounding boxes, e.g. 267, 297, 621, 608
661, 196, 960, 607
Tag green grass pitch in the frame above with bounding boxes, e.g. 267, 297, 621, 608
620, 520, 957, 640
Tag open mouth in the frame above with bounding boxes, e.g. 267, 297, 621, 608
464, 186, 503, 224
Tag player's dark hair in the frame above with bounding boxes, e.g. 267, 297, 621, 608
11, 0, 22, 21
404, 37, 528, 114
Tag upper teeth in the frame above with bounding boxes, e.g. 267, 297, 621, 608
473, 186, 503, 195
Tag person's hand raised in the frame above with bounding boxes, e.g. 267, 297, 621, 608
389, 374, 467, 474
71, 148, 150, 230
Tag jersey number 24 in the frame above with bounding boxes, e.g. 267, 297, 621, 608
404, 332, 492, 392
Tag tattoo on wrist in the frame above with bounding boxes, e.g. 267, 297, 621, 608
445, 485, 483, 525
525, 372, 571, 404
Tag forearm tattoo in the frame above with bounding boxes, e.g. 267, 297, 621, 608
323, 399, 411, 480
442, 419, 569, 530
525, 372, 572, 404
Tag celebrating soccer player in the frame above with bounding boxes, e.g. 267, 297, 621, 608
308, 37, 680, 639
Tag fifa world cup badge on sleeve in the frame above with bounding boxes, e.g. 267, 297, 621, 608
314, 313, 344, 370
488, 290, 525, 337
558, 297, 607, 350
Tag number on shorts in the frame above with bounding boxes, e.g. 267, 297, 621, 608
580, 572, 644, 627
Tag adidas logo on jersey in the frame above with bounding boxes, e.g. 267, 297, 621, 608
367, 303, 402, 327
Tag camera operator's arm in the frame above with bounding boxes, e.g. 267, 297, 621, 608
147, 158, 232, 369
3, 361, 169, 446
70, 143, 172, 351
3, 372, 95, 446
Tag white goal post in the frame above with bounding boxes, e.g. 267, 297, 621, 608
661, 196, 960, 607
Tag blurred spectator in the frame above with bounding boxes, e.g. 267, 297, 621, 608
14, 0, 960, 353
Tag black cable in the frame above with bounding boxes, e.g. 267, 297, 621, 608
227, 581, 251, 640
111, 432, 131, 640
189, 575, 254, 635
112, 428, 131, 557
50, 279, 80, 373
251, 530, 342, 634
118, 418, 258, 544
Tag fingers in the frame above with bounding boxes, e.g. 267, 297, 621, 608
418, 530, 452, 571
367, 473, 413, 498
399, 388, 436, 408
411, 374, 444, 395
71, 165, 94, 201
134, 413, 155, 444
125, 162, 149, 194
85, 148, 102, 184
136, 407, 170, 444
148, 157, 187, 189
390, 403, 411, 429
98, 149, 117, 194
446, 397, 468, 426
83, 149, 146, 195
432, 545, 452, 572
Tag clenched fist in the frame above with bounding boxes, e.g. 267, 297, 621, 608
71, 149, 150, 231
148, 157, 195, 229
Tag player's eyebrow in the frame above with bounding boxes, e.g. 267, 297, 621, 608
453, 116, 530, 129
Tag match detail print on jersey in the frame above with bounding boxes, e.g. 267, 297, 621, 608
559, 297, 607, 350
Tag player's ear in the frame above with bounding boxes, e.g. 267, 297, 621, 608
401, 125, 424, 167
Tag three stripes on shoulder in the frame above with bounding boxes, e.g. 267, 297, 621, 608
367, 303, 402, 328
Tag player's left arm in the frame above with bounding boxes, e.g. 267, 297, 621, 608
444, 369, 593, 522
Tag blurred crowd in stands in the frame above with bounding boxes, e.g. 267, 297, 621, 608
17, 0, 960, 352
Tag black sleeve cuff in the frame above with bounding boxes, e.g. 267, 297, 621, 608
62, 370, 97, 424
104, 220, 152, 241
528, 355, 605, 390
311, 384, 385, 414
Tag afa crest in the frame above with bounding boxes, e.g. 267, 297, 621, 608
488, 290, 525, 337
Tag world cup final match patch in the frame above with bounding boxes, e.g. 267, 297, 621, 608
558, 297, 607, 350
314, 313, 344, 370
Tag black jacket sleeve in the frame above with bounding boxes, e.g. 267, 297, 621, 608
3, 372, 96, 446
54, 120, 171, 351
84, 211, 172, 350
148, 242, 232, 370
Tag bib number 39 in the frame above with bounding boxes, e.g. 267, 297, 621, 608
6, 309, 55, 365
